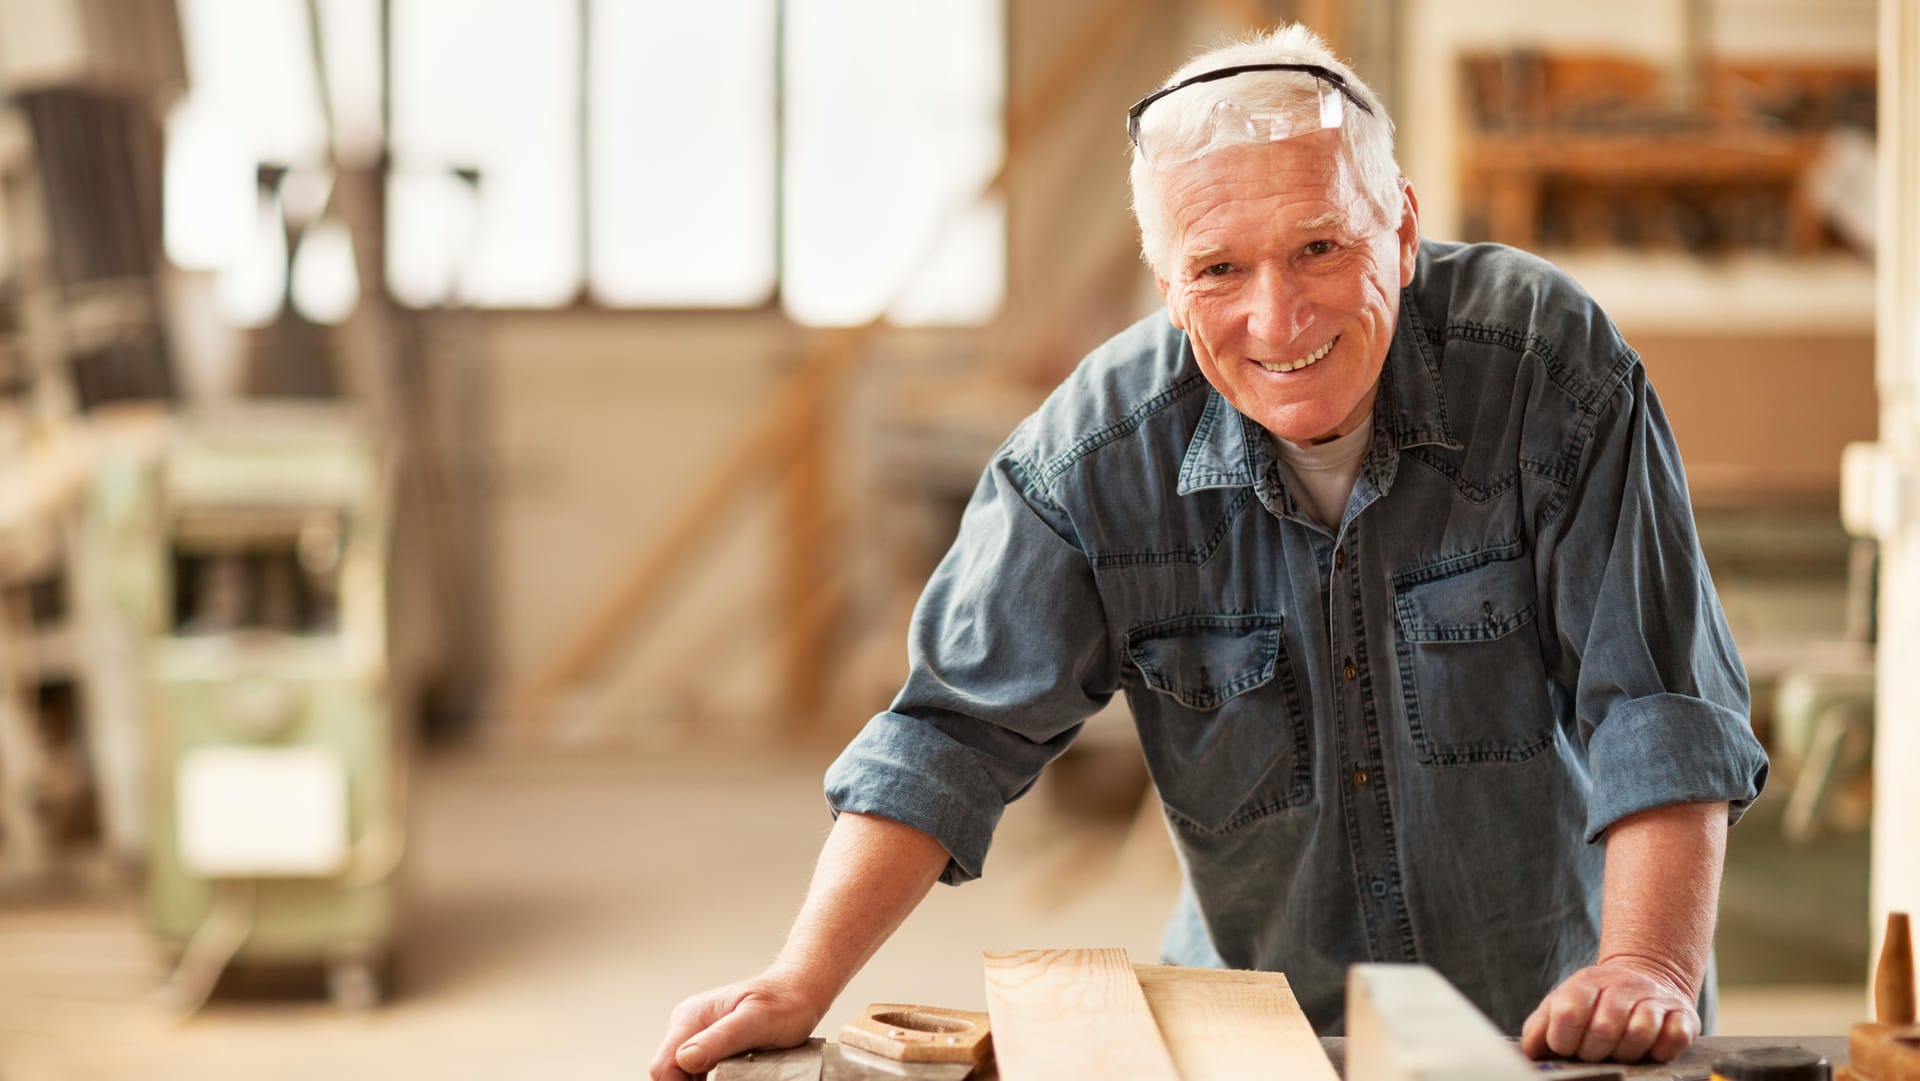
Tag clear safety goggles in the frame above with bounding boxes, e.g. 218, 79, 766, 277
1125, 63, 1374, 166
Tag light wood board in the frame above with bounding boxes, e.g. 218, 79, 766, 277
1133, 964, 1339, 1081
982, 948, 1180, 1081
1345, 964, 1534, 1081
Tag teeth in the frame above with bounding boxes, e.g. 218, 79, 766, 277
1259, 336, 1336, 373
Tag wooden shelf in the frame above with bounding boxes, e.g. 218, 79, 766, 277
1456, 52, 1876, 259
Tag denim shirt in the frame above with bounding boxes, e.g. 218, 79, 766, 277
824, 240, 1769, 1035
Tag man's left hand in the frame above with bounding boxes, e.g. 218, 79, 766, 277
1521, 961, 1698, 1063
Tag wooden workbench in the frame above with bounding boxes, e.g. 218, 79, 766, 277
932, 1035, 1849, 1079
1318, 1034, 1850, 1078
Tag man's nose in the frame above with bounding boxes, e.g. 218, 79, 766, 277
1247, 265, 1312, 344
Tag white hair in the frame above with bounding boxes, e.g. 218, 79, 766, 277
1129, 24, 1401, 278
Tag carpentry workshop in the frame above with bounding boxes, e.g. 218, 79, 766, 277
0, 0, 1917, 1078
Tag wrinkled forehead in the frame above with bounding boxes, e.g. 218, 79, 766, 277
1157, 133, 1375, 229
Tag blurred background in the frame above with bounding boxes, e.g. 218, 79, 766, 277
0, 0, 1914, 1077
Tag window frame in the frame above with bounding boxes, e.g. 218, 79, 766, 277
381, 0, 1008, 322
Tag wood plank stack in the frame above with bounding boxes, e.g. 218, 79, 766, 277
980, 948, 1337, 1081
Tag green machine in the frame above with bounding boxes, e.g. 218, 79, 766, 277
144, 404, 403, 1010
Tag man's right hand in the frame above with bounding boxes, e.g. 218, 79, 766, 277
648, 812, 952, 1079
648, 969, 826, 1081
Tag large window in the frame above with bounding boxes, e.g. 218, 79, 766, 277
165, 0, 1005, 326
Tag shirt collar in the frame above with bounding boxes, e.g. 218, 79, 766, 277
1175, 287, 1460, 498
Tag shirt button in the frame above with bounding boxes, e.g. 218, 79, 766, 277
1342, 661, 1358, 682
1334, 549, 1346, 569
1352, 767, 1369, 787
1371, 880, 1389, 898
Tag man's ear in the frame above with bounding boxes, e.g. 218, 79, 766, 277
1156, 273, 1186, 330
1397, 181, 1420, 287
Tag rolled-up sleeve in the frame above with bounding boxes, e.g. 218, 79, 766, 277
825, 444, 1118, 884
1537, 363, 1770, 844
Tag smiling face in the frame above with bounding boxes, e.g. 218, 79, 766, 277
1154, 130, 1419, 445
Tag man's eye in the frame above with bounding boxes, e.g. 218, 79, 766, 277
1304, 240, 1335, 256
1201, 262, 1233, 277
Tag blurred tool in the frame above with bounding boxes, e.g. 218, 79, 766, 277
1879, 913, 1915, 1025
1840, 1028, 1920, 1081
1836, 911, 1920, 1080
145, 405, 401, 1013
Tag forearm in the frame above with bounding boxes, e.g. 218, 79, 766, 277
1597, 800, 1729, 998
769, 811, 952, 1008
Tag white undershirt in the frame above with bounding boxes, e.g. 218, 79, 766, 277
1272, 416, 1373, 529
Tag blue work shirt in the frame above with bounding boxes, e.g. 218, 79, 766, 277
824, 240, 1769, 1035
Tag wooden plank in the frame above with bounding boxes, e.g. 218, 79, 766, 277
1133, 964, 1338, 1081
1345, 964, 1535, 1081
776, 407, 832, 718
981, 948, 1179, 1081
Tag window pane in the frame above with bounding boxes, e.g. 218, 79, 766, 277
588, 0, 776, 307
389, 0, 579, 307
314, 0, 385, 167
170, 0, 327, 323
783, 0, 1005, 326
177, 0, 328, 166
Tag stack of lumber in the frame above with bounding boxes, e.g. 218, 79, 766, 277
980, 949, 1336, 1081
980, 951, 1542, 1081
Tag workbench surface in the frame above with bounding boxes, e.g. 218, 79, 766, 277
1316, 1035, 1849, 1078
946, 1035, 1849, 1079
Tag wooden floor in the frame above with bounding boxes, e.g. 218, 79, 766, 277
0, 741, 1870, 1080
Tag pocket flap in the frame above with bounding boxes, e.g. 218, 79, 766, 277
1126, 613, 1283, 710
1395, 553, 1537, 644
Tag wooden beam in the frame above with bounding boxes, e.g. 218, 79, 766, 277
776, 382, 833, 717
1134, 963, 1338, 1080
982, 948, 1180, 1081
1344, 964, 1535, 1081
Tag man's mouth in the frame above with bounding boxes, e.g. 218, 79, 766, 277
1257, 335, 1338, 373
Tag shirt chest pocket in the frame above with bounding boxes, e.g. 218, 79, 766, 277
1392, 549, 1556, 765
1124, 613, 1313, 835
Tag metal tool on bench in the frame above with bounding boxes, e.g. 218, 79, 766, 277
1532, 1065, 1628, 1080
1709, 1046, 1831, 1080
711, 1003, 993, 1081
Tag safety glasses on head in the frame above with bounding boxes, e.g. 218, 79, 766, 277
1126, 63, 1374, 167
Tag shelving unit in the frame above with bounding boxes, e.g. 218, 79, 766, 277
1456, 52, 1876, 258
0, 87, 173, 875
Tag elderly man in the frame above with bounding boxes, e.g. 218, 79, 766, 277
650, 24, 1767, 1079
